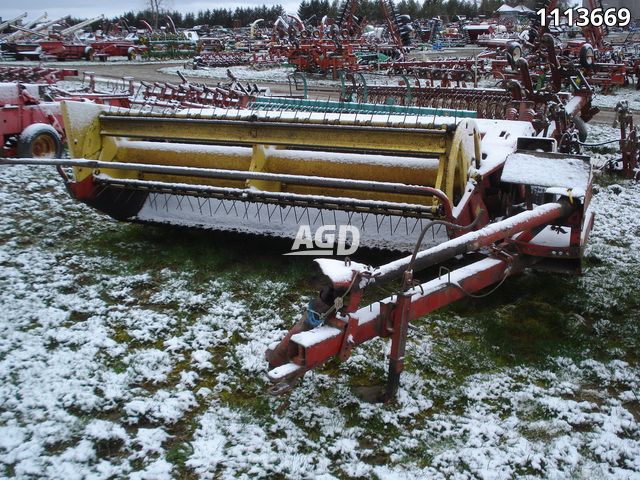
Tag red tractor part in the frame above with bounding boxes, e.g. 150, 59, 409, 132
0, 83, 64, 158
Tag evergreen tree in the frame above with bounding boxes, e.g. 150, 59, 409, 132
115, 4, 284, 30
298, 0, 311, 19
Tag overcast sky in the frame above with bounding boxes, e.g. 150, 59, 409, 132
1, 1, 302, 23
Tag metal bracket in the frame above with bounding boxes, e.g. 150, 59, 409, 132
385, 293, 412, 402
338, 315, 358, 362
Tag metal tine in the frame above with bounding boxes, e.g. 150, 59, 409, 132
222, 104, 231, 120
134, 82, 144, 102
323, 97, 330, 123
368, 111, 375, 126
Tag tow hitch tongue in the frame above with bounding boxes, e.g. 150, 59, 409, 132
266, 200, 578, 401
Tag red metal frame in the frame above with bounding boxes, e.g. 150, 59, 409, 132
267, 198, 586, 398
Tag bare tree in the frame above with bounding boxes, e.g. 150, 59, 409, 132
147, 0, 166, 29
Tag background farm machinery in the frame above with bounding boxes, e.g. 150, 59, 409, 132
1, 2, 637, 90
610, 101, 640, 179
137, 75, 256, 109
0, 15, 144, 62
487, 36, 635, 94
0, 83, 65, 158
0, 14, 189, 62
0, 16, 106, 61
0, 77, 135, 159
90, 41, 147, 61
339, 57, 598, 155
193, 51, 287, 69
268, 0, 415, 78
0, 67, 135, 159
138, 37, 199, 61
378, 57, 489, 85
482, 0, 640, 93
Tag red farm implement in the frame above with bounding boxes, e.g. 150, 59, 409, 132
33, 40, 96, 61
269, 0, 412, 78
91, 41, 148, 61
0, 66, 78, 84
137, 74, 254, 109
194, 51, 286, 69
608, 102, 640, 179
1, 82, 632, 400
379, 58, 489, 85
340, 62, 598, 151
280, 40, 370, 79
0, 83, 64, 158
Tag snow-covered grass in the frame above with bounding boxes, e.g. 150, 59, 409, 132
0, 147, 639, 478
591, 86, 640, 110
160, 65, 302, 85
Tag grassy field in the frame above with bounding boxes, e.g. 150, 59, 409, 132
0, 124, 639, 479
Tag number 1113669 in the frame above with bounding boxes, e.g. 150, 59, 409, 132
537, 8, 631, 28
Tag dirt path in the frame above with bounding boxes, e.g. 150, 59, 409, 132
71, 61, 193, 85
590, 108, 617, 125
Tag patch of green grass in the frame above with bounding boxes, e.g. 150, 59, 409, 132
166, 442, 194, 467
220, 385, 274, 419
442, 270, 591, 365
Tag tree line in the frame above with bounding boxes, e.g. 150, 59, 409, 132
72, 0, 573, 30
116, 5, 285, 30
298, 0, 547, 23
